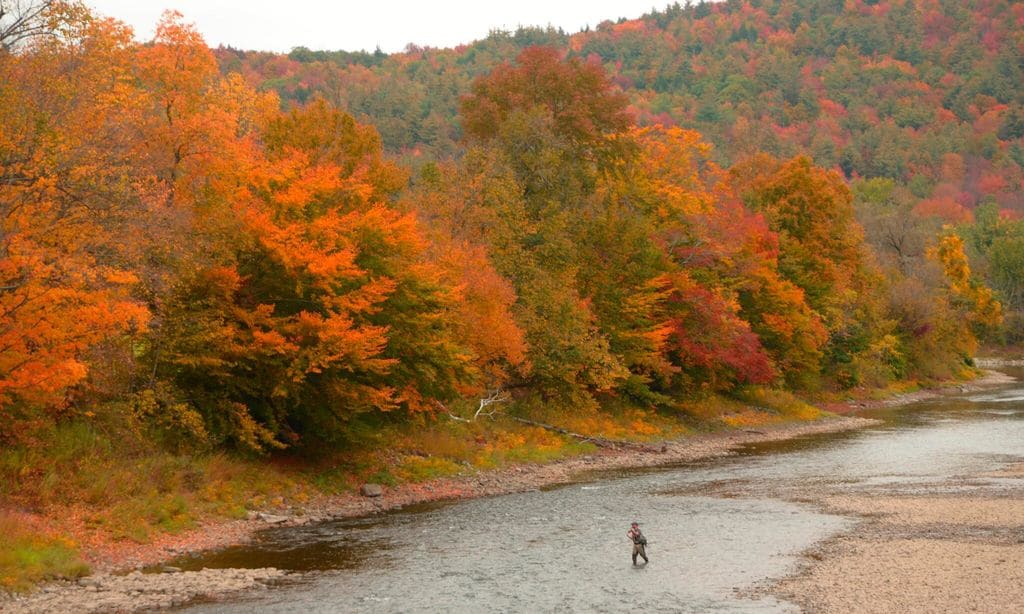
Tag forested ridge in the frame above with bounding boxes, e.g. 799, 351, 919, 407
222, 0, 1024, 209
220, 0, 1024, 339
0, 0, 1016, 589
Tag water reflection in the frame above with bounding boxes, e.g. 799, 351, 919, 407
171, 516, 396, 573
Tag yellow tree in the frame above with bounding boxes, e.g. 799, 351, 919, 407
730, 154, 892, 387
407, 162, 529, 390
930, 232, 1002, 337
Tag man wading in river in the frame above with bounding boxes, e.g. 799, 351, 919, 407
627, 522, 648, 565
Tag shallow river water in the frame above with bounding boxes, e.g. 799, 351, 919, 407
180, 370, 1024, 613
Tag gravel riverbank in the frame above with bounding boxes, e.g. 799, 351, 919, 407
770, 466, 1024, 613
3, 371, 1010, 612
0, 568, 288, 614
766, 369, 1024, 613
2, 416, 875, 613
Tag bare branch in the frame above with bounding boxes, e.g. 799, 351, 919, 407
0, 0, 53, 52
438, 388, 511, 423
473, 388, 510, 420
433, 399, 470, 423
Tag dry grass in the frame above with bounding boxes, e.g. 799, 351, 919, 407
0, 420, 311, 548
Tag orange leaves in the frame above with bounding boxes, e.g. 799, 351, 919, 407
141, 95, 479, 449
8, 1, 995, 453
0, 256, 149, 414
250, 330, 296, 355
132, 12, 270, 216
261, 97, 407, 204
0, 10, 160, 430
268, 161, 347, 211
142, 11, 219, 96
284, 310, 394, 382
435, 242, 528, 382
631, 125, 718, 217
239, 204, 362, 285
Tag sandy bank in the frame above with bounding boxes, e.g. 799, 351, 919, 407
773, 489, 1024, 614
769, 370, 1024, 613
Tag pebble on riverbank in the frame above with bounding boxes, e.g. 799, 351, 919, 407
1, 568, 287, 614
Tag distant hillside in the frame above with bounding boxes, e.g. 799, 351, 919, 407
216, 0, 1024, 216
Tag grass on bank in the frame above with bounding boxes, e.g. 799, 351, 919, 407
0, 419, 313, 542
0, 385, 831, 592
0, 513, 89, 593
677, 387, 824, 427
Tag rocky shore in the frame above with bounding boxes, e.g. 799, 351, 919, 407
3, 370, 1012, 612
765, 369, 1024, 613
0, 568, 288, 613
2, 416, 876, 613
976, 356, 1024, 368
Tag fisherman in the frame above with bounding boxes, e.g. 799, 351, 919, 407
626, 521, 648, 565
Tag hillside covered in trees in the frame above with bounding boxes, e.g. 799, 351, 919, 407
217, 0, 1024, 344
220, 0, 1024, 210
0, 0, 1016, 589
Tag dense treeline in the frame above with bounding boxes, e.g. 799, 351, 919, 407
0, 2, 1001, 455
217, 0, 1024, 356
217, 0, 1024, 215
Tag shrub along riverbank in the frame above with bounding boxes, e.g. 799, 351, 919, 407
0, 376, 972, 594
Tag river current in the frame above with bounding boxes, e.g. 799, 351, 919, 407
179, 369, 1024, 612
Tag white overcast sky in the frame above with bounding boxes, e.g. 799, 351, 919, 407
85, 1, 670, 53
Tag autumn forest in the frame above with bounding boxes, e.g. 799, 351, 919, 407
1, 0, 1022, 591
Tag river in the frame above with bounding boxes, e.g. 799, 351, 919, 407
177, 370, 1024, 612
